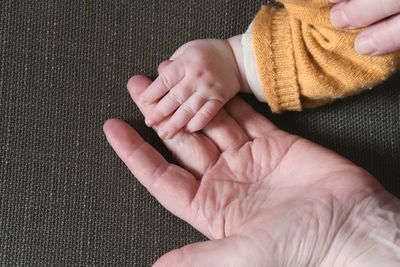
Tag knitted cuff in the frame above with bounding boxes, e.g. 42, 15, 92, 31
252, 6, 301, 112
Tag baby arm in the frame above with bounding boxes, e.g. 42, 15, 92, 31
142, 0, 400, 138
140, 38, 249, 139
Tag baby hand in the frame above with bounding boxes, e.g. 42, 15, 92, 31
330, 0, 400, 55
140, 39, 241, 139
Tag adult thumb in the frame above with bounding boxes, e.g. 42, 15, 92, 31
152, 236, 254, 267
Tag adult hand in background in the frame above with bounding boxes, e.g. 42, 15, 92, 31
104, 74, 400, 266
330, 0, 400, 56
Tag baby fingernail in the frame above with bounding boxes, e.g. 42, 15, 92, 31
186, 126, 195, 133
145, 118, 154, 126
140, 95, 149, 104
158, 130, 167, 139
330, 6, 349, 28
356, 36, 377, 55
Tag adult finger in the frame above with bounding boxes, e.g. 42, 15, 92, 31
139, 61, 185, 104
153, 236, 253, 267
127, 75, 219, 177
330, 0, 400, 29
225, 97, 281, 139
103, 119, 198, 223
162, 99, 251, 151
355, 14, 400, 55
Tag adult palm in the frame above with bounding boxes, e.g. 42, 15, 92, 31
104, 75, 396, 266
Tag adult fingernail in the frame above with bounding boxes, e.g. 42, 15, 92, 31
330, 5, 350, 28
355, 36, 377, 55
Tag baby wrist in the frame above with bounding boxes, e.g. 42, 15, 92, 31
228, 30, 268, 103
226, 35, 252, 94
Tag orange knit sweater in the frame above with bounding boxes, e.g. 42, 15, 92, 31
251, 0, 400, 112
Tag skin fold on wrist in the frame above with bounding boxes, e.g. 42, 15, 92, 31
327, 190, 400, 267
227, 35, 252, 93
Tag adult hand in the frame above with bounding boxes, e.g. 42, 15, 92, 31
104, 75, 400, 266
330, 0, 400, 55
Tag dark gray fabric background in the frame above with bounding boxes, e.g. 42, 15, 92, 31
0, 0, 399, 265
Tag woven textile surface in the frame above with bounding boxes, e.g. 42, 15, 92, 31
0, 0, 399, 265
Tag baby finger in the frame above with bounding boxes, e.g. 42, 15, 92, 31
146, 83, 194, 126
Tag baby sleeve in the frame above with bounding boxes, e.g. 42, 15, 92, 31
244, 0, 400, 112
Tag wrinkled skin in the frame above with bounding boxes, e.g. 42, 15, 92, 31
104, 75, 400, 266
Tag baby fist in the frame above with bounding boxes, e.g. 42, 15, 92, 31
140, 39, 241, 139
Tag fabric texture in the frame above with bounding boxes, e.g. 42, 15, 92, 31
251, 0, 400, 112
0, 0, 399, 265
